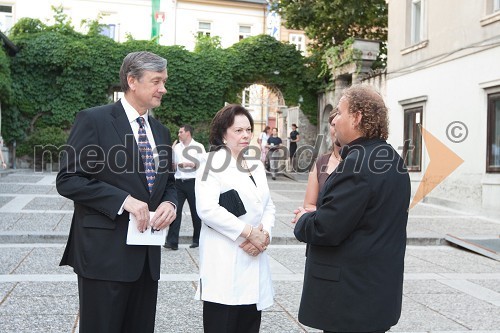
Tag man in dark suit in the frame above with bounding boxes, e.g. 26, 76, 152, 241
57, 51, 177, 333
294, 84, 411, 333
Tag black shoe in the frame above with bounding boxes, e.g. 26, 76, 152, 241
163, 243, 178, 250
189, 243, 199, 248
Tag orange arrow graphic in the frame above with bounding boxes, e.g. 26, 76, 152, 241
409, 126, 464, 209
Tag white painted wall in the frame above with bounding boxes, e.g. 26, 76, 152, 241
386, 45, 500, 209
160, 0, 265, 50
7, 0, 152, 42
5, 0, 265, 50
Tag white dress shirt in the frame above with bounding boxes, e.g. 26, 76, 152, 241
173, 139, 206, 180
121, 97, 158, 166
117, 97, 167, 214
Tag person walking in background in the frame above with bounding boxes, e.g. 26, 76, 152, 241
266, 127, 283, 180
56, 51, 177, 333
195, 104, 275, 333
257, 126, 271, 169
164, 124, 206, 250
293, 85, 411, 333
288, 123, 300, 169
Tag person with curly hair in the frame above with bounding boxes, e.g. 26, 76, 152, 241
293, 84, 411, 333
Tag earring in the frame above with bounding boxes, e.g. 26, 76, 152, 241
223, 139, 227, 144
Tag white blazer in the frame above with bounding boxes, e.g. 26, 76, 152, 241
194, 149, 275, 310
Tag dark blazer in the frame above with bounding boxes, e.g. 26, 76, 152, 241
294, 138, 410, 332
57, 101, 177, 282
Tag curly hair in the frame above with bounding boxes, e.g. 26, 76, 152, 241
342, 84, 389, 140
209, 104, 254, 151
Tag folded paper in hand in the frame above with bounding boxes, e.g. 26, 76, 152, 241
219, 189, 246, 217
127, 211, 166, 246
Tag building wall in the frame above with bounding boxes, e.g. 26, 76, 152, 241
388, 0, 500, 77
2, 0, 266, 49
279, 25, 309, 56
386, 0, 500, 211
160, 0, 266, 50
4, 0, 152, 42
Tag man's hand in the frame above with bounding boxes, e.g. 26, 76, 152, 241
178, 161, 196, 169
150, 202, 176, 230
124, 196, 150, 233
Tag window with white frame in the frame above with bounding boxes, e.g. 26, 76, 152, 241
100, 24, 116, 40
403, 107, 423, 171
0, 4, 13, 32
239, 25, 251, 41
410, 0, 425, 44
487, 92, 500, 172
400, 96, 426, 172
494, 0, 500, 11
242, 88, 250, 107
97, 12, 119, 41
289, 33, 305, 53
197, 21, 211, 37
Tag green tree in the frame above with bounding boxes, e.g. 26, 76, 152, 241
271, 0, 387, 54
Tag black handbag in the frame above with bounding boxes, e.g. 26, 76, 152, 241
219, 189, 247, 217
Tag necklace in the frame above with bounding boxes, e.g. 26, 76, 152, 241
240, 158, 248, 169
239, 157, 252, 174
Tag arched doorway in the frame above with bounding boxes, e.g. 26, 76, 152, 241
239, 83, 286, 144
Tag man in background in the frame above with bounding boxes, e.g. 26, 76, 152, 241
164, 125, 206, 250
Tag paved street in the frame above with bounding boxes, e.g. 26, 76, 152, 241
0, 169, 500, 333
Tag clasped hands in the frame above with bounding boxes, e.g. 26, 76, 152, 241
124, 195, 176, 233
291, 206, 316, 224
239, 223, 270, 257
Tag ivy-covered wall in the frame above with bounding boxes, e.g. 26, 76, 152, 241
0, 47, 12, 104
1, 17, 319, 154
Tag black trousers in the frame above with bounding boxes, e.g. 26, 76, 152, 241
166, 178, 201, 245
203, 301, 261, 333
289, 142, 297, 160
77, 259, 158, 333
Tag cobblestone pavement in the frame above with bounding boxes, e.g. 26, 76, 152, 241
0, 170, 499, 333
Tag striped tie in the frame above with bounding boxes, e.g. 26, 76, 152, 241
136, 117, 155, 193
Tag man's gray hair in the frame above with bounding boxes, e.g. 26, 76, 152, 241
119, 51, 167, 92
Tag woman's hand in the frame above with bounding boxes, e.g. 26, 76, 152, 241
239, 240, 261, 257
240, 223, 270, 256
291, 206, 316, 224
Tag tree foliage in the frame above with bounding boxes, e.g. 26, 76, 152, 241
271, 0, 387, 54
1, 13, 319, 152
0, 47, 12, 102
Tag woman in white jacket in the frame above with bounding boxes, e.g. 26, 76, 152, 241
195, 104, 275, 333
